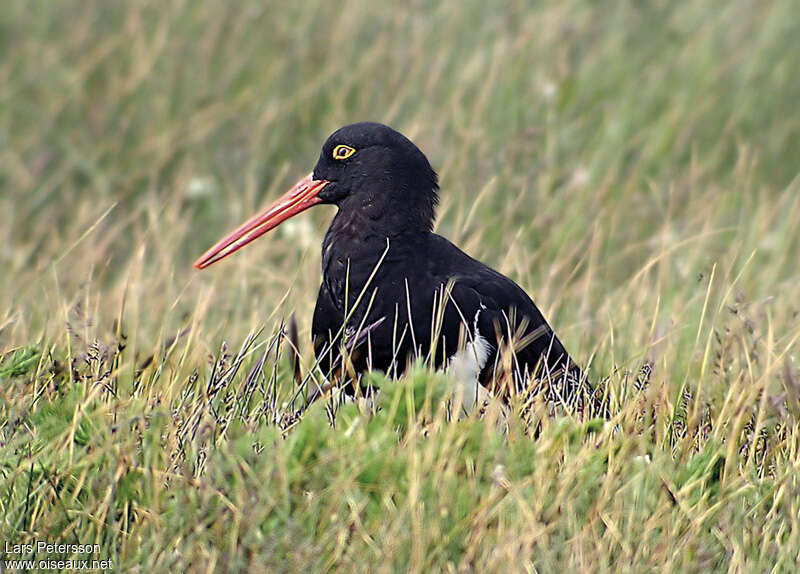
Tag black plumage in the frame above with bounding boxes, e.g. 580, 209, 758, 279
196, 122, 584, 399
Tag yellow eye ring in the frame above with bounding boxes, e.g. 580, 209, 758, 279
332, 144, 356, 160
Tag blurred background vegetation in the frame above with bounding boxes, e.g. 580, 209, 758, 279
2, 0, 798, 354
1, 0, 799, 571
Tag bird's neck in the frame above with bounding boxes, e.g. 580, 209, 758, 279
321, 203, 432, 278
320, 199, 435, 315
327, 198, 432, 246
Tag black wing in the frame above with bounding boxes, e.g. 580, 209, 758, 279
421, 235, 581, 390
309, 232, 583, 399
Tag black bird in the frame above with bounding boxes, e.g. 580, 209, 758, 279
195, 122, 584, 401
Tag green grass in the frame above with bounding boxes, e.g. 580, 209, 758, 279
1, 0, 800, 571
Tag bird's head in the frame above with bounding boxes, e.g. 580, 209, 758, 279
194, 122, 438, 269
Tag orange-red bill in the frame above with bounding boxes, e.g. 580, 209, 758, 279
194, 172, 329, 269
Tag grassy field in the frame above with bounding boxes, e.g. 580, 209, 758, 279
2, 0, 800, 571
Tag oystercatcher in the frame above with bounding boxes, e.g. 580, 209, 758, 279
195, 122, 584, 401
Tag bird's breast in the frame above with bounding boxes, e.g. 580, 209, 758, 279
320, 234, 393, 313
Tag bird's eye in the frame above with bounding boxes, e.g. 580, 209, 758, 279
332, 145, 356, 160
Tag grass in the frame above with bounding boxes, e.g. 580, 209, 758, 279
1, 0, 799, 571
